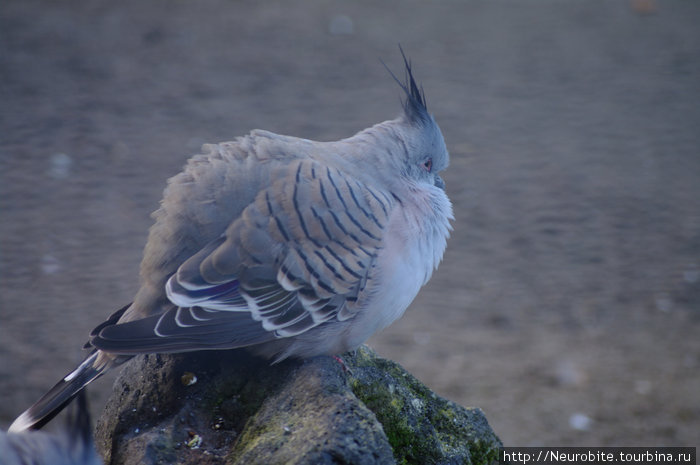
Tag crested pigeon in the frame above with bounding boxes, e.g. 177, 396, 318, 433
10, 51, 453, 432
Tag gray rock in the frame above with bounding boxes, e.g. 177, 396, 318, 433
95, 346, 502, 465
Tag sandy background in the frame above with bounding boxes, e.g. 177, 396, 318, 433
1, 0, 698, 447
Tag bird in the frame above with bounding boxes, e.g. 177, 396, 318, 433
9, 50, 453, 433
1, 391, 102, 465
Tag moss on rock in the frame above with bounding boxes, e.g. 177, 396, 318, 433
347, 346, 501, 465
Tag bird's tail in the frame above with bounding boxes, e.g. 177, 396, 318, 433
9, 351, 105, 433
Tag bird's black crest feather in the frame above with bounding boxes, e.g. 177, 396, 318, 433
382, 46, 430, 124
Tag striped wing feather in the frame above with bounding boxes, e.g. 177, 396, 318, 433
107, 159, 394, 350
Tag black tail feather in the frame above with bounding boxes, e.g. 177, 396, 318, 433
9, 351, 104, 432
84, 303, 130, 349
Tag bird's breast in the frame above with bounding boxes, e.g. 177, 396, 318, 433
349, 183, 452, 340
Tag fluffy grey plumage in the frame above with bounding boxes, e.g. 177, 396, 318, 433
10, 52, 452, 433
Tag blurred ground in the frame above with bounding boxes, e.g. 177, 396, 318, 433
1, 0, 699, 447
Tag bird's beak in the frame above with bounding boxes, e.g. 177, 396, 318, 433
434, 175, 445, 190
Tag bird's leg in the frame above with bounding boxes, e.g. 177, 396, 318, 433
332, 355, 353, 375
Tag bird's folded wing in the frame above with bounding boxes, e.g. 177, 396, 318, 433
94, 159, 394, 352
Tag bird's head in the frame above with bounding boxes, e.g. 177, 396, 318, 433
336, 50, 449, 196
384, 50, 449, 192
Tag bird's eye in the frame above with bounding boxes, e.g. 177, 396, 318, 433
421, 158, 433, 172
